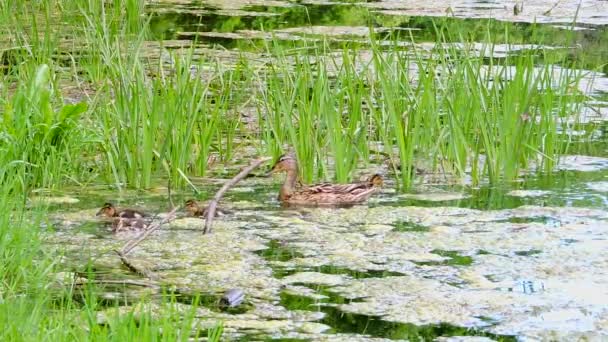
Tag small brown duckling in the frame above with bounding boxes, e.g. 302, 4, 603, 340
112, 217, 148, 233
184, 199, 230, 218
367, 174, 384, 187
96, 202, 146, 219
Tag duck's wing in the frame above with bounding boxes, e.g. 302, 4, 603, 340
289, 186, 378, 205
303, 181, 369, 194
118, 209, 146, 219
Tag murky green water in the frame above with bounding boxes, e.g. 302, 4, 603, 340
37, 0, 608, 340
42, 154, 608, 340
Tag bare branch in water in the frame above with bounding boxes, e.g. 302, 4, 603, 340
115, 250, 160, 280
75, 278, 160, 289
204, 157, 271, 234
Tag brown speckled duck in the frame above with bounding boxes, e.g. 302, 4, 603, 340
184, 199, 230, 218
270, 154, 382, 206
96, 202, 146, 219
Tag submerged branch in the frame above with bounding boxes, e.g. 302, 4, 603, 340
204, 157, 271, 234
115, 250, 160, 280
75, 278, 160, 289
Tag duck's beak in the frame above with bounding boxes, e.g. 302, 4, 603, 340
95, 209, 103, 216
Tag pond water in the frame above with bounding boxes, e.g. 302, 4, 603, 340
43, 159, 608, 340
36, 0, 608, 341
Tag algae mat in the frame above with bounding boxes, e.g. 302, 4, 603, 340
43, 175, 608, 340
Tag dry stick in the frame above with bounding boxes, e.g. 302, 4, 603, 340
543, 0, 563, 15
204, 157, 271, 234
167, 177, 175, 209
75, 278, 161, 289
115, 250, 160, 280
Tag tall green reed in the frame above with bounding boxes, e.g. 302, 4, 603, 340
259, 41, 372, 183
258, 28, 589, 187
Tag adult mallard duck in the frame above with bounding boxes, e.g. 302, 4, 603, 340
96, 202, 146, 219
112, 217, 148, 233
184, 199, 230, 218
270, 154, 382, 206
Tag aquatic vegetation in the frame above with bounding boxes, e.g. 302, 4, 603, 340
0, 0, 607, 340
259, 29, 592, 187
0, 64, 89, 191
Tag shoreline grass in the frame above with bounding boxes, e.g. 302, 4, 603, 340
0, 1, 598, 189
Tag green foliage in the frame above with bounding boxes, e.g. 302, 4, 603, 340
257, 28, 588, 187
0, 64, 89, 190
95, 49, 244, 189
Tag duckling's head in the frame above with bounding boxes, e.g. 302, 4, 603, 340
368, 174, 384, 187
96, 203, 116, 217
270, 154, 298, 174
184, 199, 200, 215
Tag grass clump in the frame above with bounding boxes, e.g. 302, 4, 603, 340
257, 28, 589, 188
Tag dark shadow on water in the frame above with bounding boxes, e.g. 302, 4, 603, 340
414, 250, 473, 267
256, 239, 405, 279
505, 216, 561, 227
514, 249, 543, 256
392, 220, 429, 232
277, 265, 405, 279
380, 168, 608, 212
280, 286, 516, 341
254, 239, 305, 262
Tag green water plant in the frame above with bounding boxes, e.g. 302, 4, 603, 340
0, 64, 89, 191
257, 26, 589, 188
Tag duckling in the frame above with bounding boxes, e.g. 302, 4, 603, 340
112, 217, 148, 233
270, 154, 382, 206
184, 199, 230, 218
96, 202, 145, 219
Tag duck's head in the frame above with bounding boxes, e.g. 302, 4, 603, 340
96, 202, 116, 217
270, 154, 298, 174
184, 199, 200, 215
368, 174, 384, 187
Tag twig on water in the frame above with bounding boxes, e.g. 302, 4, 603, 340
168, 177, 175, 209
204, 157, 271, 234
543, 0, 563, 15
115, 250, 160, 280
75, 278, 160, 289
